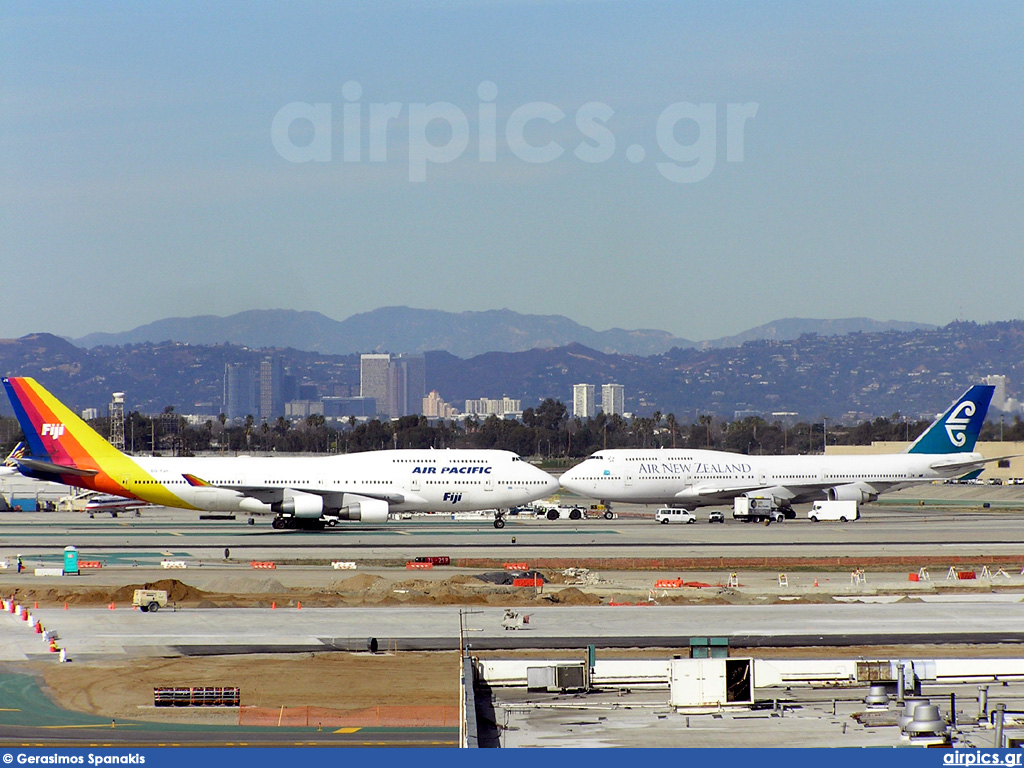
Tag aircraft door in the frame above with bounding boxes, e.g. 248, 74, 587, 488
484, 476, 493, 492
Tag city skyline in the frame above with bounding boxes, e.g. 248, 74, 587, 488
4, 3, 1022, 343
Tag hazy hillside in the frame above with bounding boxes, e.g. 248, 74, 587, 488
73, 307, 933, 357
3, 321, 1021, 420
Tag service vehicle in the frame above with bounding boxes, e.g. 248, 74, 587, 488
133, 589, 168, 613
807, 500, 860, 522
655, 508, 696, 524
707, 510, 725, 523
535, 504, 588, 520
733, 496, 790, 523
532, 500, 614, 520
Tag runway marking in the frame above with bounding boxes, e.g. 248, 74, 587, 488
0, 708, 21, 712
333, 727, 362, 733
41, 724, 142, 729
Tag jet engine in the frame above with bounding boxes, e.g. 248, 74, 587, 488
335, 495, 390, 523
271, 493, 324, 518
826, 483, 878, 504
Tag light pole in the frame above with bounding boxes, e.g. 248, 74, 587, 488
822, 417, 828, 454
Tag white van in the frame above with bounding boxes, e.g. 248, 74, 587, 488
656, 508, 696, 524
807, 500, 860, 522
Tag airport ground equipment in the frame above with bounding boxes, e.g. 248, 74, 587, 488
656, 508, 696, 524
808, 500, 860, 522
133, 589, 168, 613
501, 609, 530, 630
733, 496, 791, 523
535, 503, 588, 520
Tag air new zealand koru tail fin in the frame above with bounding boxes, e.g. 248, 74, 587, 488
905, 384, 994, 455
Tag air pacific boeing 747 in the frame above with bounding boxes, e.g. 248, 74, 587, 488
2, 377, 558, 530
559, 385, 1001, 513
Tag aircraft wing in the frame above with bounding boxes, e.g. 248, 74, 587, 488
181, 475, 412, 506
676, 483, 802, 501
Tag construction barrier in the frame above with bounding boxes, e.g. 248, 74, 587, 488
154, 687, 240, 707
957, 571, 977, 580
250, 562, 277, 570
908, 573, 920, 582
654, 579, 684, 589
512, 577, 543, 587
79, 561, 103, 569
503, 562, 529, 570
238, 705, 458, 727
161, 560, 188, 569
331, 561, 357, 570
406, 561, 433, 570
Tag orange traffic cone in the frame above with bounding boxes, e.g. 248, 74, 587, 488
108, 602, 116, 610
64, 602, 68, 610
814, 578, 819, 587
296, 601, 302, 610
271, 601, 276, 610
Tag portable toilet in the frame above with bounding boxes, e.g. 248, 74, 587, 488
63, 546, 79, 576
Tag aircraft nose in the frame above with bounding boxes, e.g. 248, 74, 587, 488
558, 465, 582, 492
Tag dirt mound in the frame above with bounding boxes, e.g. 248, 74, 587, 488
446, 574, 483, 585
542, 587, 601, 606
331, 574, 388, 593
201, 575, 287, 594
109, 579, 209, 603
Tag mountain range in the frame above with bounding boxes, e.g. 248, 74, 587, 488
2, 320, 1021, 420
73, 307, 934, 358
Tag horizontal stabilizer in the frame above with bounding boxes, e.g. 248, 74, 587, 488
929, 454, 1020, 474
17, 458, 99, 477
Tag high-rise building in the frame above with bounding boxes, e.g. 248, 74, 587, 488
259, 356, 286, 420
464, 396, 522, 417
984, 375, 1009, 411
361, 353, 427, 418
223, 363, 256, 420
573, 383, 596, 419
360, 354, 391, 412
424, 391, 459, 419
601, 383, 625, 416
387, 353, 426, 418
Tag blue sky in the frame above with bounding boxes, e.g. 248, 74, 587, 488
3, 1, 1022, 343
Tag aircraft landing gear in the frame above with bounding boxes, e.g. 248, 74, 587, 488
493, 510, 507, 529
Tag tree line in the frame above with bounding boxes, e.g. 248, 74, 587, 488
3, 399, 1023, 462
